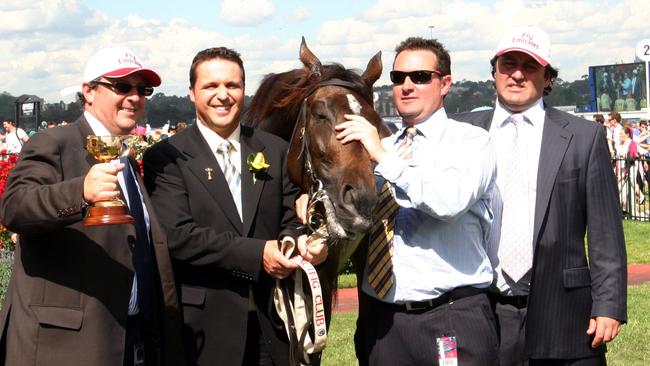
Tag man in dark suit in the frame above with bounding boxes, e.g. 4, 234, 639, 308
143, 47, 325, 366
454, 27, 627, 365
0, 47, 183, 366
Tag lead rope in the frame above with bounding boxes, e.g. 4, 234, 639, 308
273, 238, 328, 365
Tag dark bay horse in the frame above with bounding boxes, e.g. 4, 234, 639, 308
246, 38, 391, 284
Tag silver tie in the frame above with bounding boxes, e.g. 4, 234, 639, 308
217, 141, 242, 220
498, 113, 533, 282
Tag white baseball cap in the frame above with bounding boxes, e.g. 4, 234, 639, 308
83, 47, 161, 86
495, 26, 552, 67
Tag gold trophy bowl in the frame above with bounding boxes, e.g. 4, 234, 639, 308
83, 135, 135, 226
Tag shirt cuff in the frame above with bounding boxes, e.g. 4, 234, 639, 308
375, 151, 408, 182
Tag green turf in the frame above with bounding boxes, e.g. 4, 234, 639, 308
322, 284, 650, 365
622, 221, 650, 264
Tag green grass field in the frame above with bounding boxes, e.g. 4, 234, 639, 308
322, 284, 650, 366
623, 221, 650, 263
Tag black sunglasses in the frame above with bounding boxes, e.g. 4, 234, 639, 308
93, 81, 154, 96
390, 70, 443, 85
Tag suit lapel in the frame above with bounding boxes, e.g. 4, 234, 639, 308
183, 125, 243, 234
240, 127, 266, 236
533, 107, 573, 245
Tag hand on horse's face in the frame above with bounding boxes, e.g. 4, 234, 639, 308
263, 240, 300, 279
298, 234, 328, 266
336, 114, 386, 164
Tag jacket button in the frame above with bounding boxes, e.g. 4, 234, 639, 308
127, 235, 136, 249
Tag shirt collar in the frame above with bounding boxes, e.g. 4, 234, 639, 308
400, 107, 448, 140
84, 111, 112, 136
196, 120, 241, 154
493, 97, 545, 128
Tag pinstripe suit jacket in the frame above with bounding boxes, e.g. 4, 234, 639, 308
454, 105, 627, 360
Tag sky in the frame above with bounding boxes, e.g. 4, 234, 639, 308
1, 0, 649, 103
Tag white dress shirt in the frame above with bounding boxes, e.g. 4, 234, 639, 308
84, 111, 151, 314
362, 107, 497, 303
488, 99, 545, 296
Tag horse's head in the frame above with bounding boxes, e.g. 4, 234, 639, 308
287, 39, 391, 241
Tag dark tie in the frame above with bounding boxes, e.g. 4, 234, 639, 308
122, 157, 155, 319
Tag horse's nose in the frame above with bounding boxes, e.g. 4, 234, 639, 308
340, 182, 378, 218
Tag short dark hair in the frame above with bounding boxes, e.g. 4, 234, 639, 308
3, 118, 16, 126
593, 114, 605, 124
189, 47, 245, 87
394, 37, 451, 76
490, 55, 558, 95
609, 111, 621, 123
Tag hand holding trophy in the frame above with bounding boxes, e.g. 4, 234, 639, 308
83, 135, 135, 226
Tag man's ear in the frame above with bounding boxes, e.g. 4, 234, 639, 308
440, 75, 453, 97
82, 83, 94, 105
189, 87, 196, 103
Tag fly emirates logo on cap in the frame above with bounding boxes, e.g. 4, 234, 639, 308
496, 26, 552, 67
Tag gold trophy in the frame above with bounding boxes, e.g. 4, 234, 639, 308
83, 135, 135, 226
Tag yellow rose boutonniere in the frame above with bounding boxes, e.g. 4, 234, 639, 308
247, 152, 270, 184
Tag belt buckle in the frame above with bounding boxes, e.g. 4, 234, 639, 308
405, 299, 433, 311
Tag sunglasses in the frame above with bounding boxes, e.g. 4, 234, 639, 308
93, 81, 154, 96
390, 70, 443, 84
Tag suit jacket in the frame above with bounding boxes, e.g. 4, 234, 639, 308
143, 124, 301, 366
0, 116, 183, 366
453, 106, 627, 359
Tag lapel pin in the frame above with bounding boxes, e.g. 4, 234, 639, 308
205, 168, 213, 181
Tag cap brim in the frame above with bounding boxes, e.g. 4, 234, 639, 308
496, 48, 549, 67
103, 67, 161, 87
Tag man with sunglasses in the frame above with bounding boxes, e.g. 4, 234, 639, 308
454, 27, 626, 366
0, 47, 183, 366
337, 37, 498, 365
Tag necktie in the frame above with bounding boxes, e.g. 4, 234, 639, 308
217, 141, 242, 220
367, 126, 416, 298
498, 114, 533, 282
122, 157, 155, 320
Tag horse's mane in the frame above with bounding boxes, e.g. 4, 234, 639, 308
245, 63, 372, 129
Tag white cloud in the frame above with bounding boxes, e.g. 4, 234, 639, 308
285, 5, 310, 22
3, 0, 650, 104
219, 0, 274, 26
0, 0, 110, 36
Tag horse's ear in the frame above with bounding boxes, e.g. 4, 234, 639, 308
361, 51, 382, 86
299, 36, 323, 80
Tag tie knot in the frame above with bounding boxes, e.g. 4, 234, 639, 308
217, 141, 232, 155
510, 113, 525, 126
404, 126, 417, 139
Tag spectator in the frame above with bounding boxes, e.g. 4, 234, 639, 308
2, 119, 28, 154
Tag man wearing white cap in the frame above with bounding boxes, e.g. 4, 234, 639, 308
455, 27, 626, 365
0, 47, 183, 366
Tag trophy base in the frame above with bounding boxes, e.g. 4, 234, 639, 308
83, 202, 135, 226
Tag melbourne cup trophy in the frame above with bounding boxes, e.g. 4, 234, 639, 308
83, 135, 135, 226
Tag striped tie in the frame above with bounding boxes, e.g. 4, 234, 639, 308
217, 141, 242, 220
367, 126, 416, 298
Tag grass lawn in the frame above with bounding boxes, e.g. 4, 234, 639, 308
622, 221, 650, 263
322, 284, 650, 366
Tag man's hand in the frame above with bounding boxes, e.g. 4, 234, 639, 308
263, 240, 299, 279
295, 193, 309, 225
297, 234, 328, 265
587, 316, 622, 348
335, 114, 386, 163
83, 162, 125, 203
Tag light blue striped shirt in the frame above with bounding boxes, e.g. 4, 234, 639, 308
362, 108, 497, 303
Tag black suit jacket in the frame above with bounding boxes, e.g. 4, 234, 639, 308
0, 116, 183, 366
143, 124, 301, 365
453, 106, 627, 359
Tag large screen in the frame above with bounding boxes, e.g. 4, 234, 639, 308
589, 62, 647, 112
